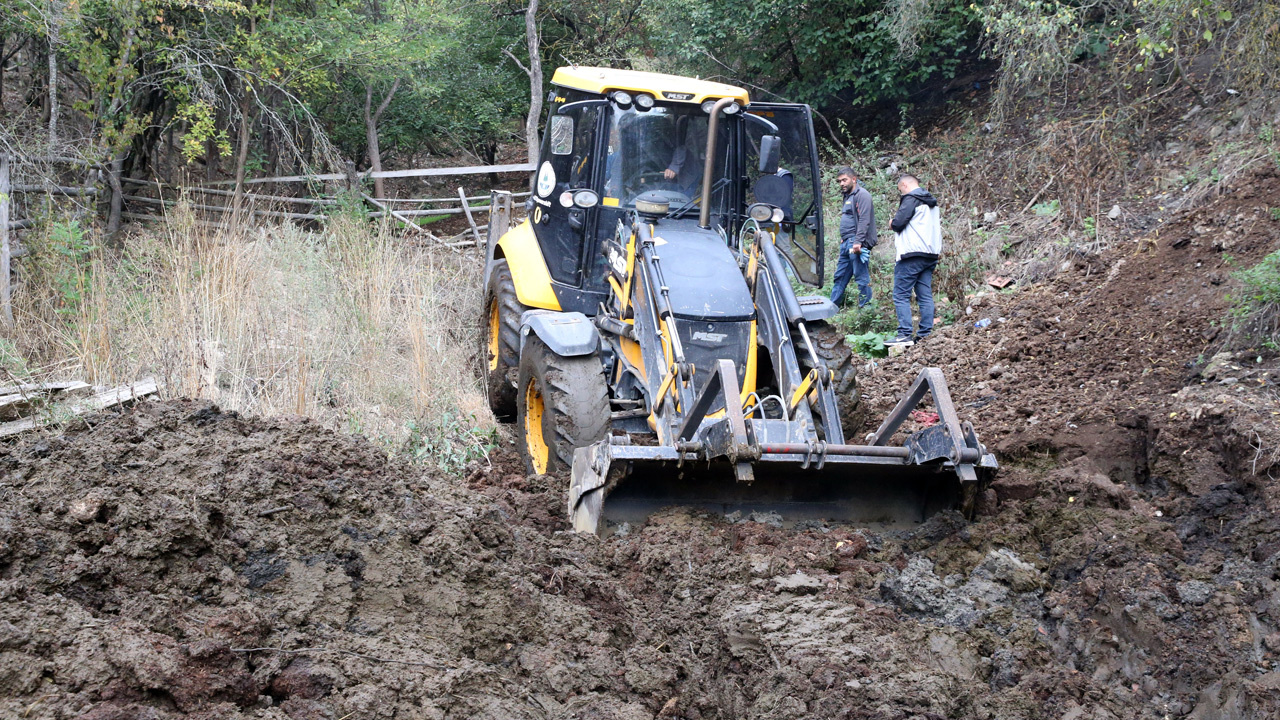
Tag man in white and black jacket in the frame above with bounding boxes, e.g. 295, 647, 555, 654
887, 174, 943, 345
828, 167, 877, 308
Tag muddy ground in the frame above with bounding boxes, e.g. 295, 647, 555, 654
1, 167, 1278, 720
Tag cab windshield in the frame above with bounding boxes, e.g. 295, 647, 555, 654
602, 104, 730, 212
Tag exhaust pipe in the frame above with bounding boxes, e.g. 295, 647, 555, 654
699, 97, 737, 229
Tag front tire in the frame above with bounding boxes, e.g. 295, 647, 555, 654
516, 335, 610, 475
481, 259, 525, 421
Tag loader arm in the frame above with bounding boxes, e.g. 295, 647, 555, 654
570, 213, 997, 534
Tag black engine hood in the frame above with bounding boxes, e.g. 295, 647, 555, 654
647, 219, 754, 322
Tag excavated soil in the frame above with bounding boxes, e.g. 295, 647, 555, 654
1, 168, 1279, 720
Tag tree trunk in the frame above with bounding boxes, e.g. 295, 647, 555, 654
105, 150, 125, 241
363, 77, 401, 199
485, 143, 499, 186
232, 5, 257, 222
165, 127, 174, 182
523, 0, 543, 167
1, 155, 12, 327
47, 12, 59, 147
205, 124, 220, 182
232, 86, 253, 222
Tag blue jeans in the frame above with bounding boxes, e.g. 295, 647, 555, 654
830, 242, 871, 307
893, 256, 938, 339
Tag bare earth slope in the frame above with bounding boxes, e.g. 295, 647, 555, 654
1, 168, 1278, 720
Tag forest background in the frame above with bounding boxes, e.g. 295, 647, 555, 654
2, 0, 1275, 203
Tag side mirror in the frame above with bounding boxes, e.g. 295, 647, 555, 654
758, 135, 781, 174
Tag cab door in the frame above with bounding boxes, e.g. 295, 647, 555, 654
742, 103, 825, 286
532, 101, 604, 287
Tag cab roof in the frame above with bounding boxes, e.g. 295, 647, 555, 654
551, 67, 750, 105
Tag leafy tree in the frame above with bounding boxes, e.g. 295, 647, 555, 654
641, 0, 980, 110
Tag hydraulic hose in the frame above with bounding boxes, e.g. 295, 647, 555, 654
757, 230, 805, 325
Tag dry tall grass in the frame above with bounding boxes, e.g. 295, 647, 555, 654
5, 203, 494, 471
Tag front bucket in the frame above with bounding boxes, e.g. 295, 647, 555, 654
568, 441, 989, 535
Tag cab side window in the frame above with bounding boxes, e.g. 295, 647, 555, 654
549, 115, 574, 155
568, 106, 599, 188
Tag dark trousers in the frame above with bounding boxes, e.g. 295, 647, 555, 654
830, 242, 871, 307
893, 256, 938, 339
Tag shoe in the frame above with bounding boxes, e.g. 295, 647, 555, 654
886, 336, 915, 346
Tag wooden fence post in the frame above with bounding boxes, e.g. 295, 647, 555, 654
1, 155, 11, 327
343, 160, 358, 194
487, 190, 512, 261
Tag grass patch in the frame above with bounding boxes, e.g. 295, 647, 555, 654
7, 203, 494, 474
1226, 249, 1280, 351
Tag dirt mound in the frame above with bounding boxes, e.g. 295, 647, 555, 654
2, 170, 1279, 719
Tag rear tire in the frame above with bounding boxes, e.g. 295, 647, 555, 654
482, 259, 525, 422
516, 335, 610, 475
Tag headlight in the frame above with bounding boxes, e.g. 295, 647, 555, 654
573, 190, 599, 208
747, 203, 773, 222
634, 93, 654, 109
771, 207, 785, 223
559, 191, 575, 208
701, 99, 717, 114
724, 102, 741, 115
612, 91, 633, 106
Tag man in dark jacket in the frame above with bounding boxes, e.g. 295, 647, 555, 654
887, 174, 943, 345
828, 167, 877, 307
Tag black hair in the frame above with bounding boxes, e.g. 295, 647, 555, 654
836, 166, 856, 178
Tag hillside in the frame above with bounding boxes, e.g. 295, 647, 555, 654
1, 156, 1278, 719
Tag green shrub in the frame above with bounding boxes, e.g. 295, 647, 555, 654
403, 412, 500, 474
846, 331, 897, 358
28, 219, 97, 315
1226, 249, 1280, 350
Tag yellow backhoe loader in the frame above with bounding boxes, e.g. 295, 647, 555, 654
481, 67, 996, 534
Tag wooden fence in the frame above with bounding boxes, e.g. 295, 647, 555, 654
1, 159, 532, 326
119, 179, 529, 250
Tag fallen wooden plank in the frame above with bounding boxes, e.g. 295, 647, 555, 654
361, 194, 465, 254
82, 378, 160, 411
361, 193, 429, 236
0, 378, 161, 438
458, 187, 484, 246
0, 416, 37, 436
0, 393, 29, 419
0, 381, 93, 418
0, 380, 93, 396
